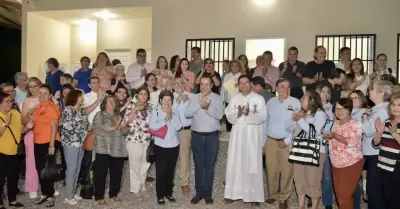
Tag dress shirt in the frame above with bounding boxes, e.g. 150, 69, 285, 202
173, 92, 192, 127
252, 65, 280, 92
149, 108, 182, 148
351, 108, 366, 122
184, 92, 224, 132
362, 102, 389, 156
83, 91, 101, 125
126, 62, 153, 89
266, 96, 301, 145
15, 87, 27, 106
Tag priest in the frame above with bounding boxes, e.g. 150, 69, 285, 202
223, 74, 267, 207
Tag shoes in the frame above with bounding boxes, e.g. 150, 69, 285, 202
146, 176, 155, 182
181, 186, 190, 195
223, 198, 234, 204
54, 190, 59, 196
165, 196, 176, 202
45, 197, 55, 208
29, 192, 38, 199
34, 196, 48, 205
205, 196, 213, 204
96, 199, 106, 205
157, 198, 165, 205
265, 198, 276, 204
9, 201, 24, 208
74, 194, 82, 200
279, 201, 288, 209
64, 198, 78, 205
190, 194, 203, 204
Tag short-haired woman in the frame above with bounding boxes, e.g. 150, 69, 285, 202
33, 84, 62, 207
0, 92, 33, 209
107, 64, 131, 95
149, 90, 182, 204
60, 90, 90, 205
323, 98, 364, 209
92, 95, 129, 205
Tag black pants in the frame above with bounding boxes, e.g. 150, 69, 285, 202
382, 163, 400, 209
93, 154, 124, 200
34, 142, 60, 197
365, 155, 387, 209
155, 145, 179, 198
225, 103, 232, 132
0, 153, 18, 205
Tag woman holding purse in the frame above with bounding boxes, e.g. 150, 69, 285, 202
124, 87, 153, 200
149, 90, 182, 205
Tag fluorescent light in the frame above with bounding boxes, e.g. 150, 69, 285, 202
254, 0, 274, 6
93, 10, 118, 20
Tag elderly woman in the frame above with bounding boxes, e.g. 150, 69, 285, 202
92, 95, 129, 205
21, 77, 42, 199
323, 98, 364, 209
124, 87, 152, 200
33, 84, 62, 207
60, 89, 90, 205
14, 72, 28, 105
107, 64, 131, 95
149, 90, 182, 205
91, 52, 115, 91
0, 92, 33, 209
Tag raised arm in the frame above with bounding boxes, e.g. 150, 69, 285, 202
205, 95, 224, 120
184, 96, 201, 118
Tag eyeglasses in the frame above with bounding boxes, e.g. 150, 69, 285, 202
334, 107, 347, 112
3, 99, 14, 104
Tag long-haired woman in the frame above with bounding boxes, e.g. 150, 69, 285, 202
91, 52, 115, 91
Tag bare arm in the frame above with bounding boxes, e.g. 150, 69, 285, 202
195, 71, 204, 85
50, 120, 58, 147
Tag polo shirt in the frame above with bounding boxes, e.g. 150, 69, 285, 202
32, 100, 61, 144
0, 109, 22, 155
45, 70, 64, 95
74, 68, 92, 93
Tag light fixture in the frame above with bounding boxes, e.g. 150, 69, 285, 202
254, 0, 274, 6
93, 10, 118, 20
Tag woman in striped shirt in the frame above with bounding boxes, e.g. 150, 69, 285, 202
373, 92, 400, 209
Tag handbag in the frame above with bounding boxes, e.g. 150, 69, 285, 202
148, 111, 168, 139
0, 116, 24, 155
40, 155, 65, 181
82, 131, 96, 151
146, 139, 156, 164
288, 124, 321, 166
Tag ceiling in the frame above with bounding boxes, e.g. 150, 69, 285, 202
35, 7, 152, 24
0, 0, 22, 29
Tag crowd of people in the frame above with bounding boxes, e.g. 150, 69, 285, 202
0, 45, 399, 209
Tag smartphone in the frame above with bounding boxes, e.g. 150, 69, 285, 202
323, 119, 334, 132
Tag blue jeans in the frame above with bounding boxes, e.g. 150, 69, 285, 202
321, 155, 361, 209
64, 146, 84, 198
191, 131, 219, 197
365, 155, 387, 209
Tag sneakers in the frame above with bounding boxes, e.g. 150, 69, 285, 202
74, 195, 82, 200
53, 190, 59, 196
29, 192, 38, 199
64, 198, 78, 205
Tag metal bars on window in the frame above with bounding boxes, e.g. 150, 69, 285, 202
315, 34, 376, 74
185, 38, 235, 74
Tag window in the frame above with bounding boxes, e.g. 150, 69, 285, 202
245, 38, 285, 68
315, 34, 376, 73
185, 38, 235, 74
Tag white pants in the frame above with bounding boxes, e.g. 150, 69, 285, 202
126, 142, 151, 193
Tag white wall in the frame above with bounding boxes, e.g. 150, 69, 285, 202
23, 0, 400, 71
26, 12, 71, 80
70, 22, 97, 62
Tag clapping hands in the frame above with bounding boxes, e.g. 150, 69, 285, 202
164, 108, 172, 121
200, 94, 210, 110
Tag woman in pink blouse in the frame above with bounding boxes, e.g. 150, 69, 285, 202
91, 52, 115, 91
152, 56, 174, 90
173, 58, 194, 93
323, 98, 364, 209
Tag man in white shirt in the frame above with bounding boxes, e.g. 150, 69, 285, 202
83, 77, 105, 124
126, 48, 153, 91
335, 47, 351, 73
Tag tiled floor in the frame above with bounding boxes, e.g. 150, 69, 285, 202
8, 133, 367, 208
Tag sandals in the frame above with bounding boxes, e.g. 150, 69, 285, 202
96, 199, 107, 205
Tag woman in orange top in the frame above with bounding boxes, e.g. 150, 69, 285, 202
32, 84, 61, 208
91, 52, 115, 91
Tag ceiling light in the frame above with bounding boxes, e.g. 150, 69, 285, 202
254, 0, 274, 6
93, 10, 118, 20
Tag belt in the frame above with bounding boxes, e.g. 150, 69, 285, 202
268, 136, 285, 141
192, 131, 218, 136
180, 126, 191, 130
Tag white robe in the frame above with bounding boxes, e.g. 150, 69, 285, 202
224, 92, 266, 202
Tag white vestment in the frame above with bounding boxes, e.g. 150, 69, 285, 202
224, 92, 266, 202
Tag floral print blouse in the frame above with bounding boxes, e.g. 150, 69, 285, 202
152, 68, 174, 90
60, 106, 90, 147
124, 103, 152, 144
329, 119, 363, 168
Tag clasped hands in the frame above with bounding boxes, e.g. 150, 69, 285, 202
237, 105, 249, 117
200, 94, 210, 110
164, 108, 173, 122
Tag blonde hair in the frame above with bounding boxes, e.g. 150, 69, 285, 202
115, 64, 125, 71
228, 59, 244, 74
388, 92, 400, 120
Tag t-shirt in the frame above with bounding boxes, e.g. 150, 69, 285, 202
195, 71, 221, 95
0, 109, 22, 155
302, 60, 335, 91
32, 100, 61, 144
74, 68, 92, 93
45, 70, 64, 95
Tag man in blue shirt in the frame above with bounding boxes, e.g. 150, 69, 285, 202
73, 56, 92, 93
45, 58, 64, 95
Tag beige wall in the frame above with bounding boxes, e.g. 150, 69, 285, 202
23, 0, 400, 69
70, 23, 97, 62
26, 12, 71, 80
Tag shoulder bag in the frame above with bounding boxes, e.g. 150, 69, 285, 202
288, 124, 321, 166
